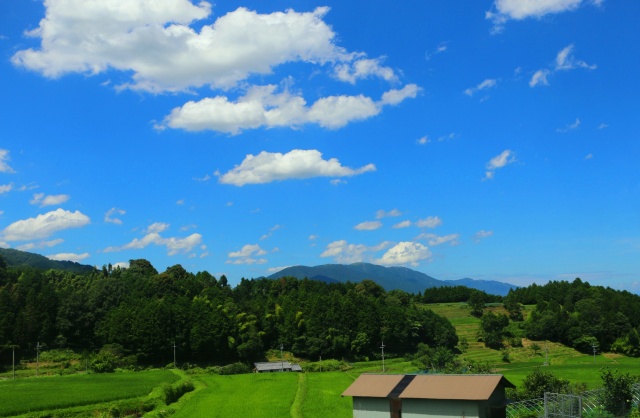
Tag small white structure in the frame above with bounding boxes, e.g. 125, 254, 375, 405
254, 361, 302, 373
342, 374, 514, 418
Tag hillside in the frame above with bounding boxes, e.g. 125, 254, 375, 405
269, 262, 518, 296
0, 248, 95, 274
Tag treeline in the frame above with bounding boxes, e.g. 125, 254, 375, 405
0, 258, 457, 366
504, 278, 640, 355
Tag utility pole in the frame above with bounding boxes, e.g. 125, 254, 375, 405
173, 341, 176, 368
381, 341, 385, 373
12, 345, 16, 380
36, 342, 40, 377
544, 343, 549, 366
592, 342, 597, 364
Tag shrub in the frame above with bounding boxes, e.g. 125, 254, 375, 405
163, 380, 195, 405
219, 362, 251, 375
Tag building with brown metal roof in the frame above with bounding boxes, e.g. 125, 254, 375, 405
342, 374, 515, 418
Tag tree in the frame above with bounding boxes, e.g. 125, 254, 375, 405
480, 311, 509, 349
468, 291, 486, 317
517, 368, 571, 400
600, 368, 637, 417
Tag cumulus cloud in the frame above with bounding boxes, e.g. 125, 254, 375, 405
375, 242, 432, 267
2, 209, 90, 241
334, 57, 397, 84
104, 222, 201, 256
464, 79, 497, 96
354, 220, 382, 231
0, 149, 15, 173
30, 193, 70, 207
218, 149, 375, 186
487, 0, 602, 32
105, 207, 126, 224
320, 240, 391, 264
416, 233, 460, 246
161, 84, 418, 133
226, 244, 268, 265
47, 252, 90, 263
393, 220, 412, 229
484, 150, 516, 180
416, 216, 443, 229
0, 184, 13, 194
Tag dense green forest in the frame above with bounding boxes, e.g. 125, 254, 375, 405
0, 258, 457, 366
2, 256, 640, 369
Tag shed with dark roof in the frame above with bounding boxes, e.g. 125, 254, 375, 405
342, 374, 515, 418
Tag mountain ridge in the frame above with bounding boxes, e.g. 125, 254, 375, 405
268, 262, 518, 296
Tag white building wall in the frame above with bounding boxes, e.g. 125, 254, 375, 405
402, 399, 480, 418
352, 397, 390, 418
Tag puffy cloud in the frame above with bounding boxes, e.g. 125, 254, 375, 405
104, 222, 201, 255
487, 0, 601, 32
484, 150, 516, 180
30, 193, 70, 207
334, 57, 397, 84
416, 233, 460, 246
464, 79, 497, 96
219, 149, 376, 186
416, 216, 443, 229
105, 207, 126, 224
354, 220, 382, 231
2, 209, 90, 241
375, 242, 432, 267
227, 244, 268, 265
47, 252, 90, 263
160, 85, 413, 133
0, 150, 15, 173
320, 240, 391, 264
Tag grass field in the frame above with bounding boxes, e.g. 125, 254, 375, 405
0, 369, 178, 417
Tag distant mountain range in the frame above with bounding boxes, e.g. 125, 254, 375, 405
268, 263, 518, 296
0, 248, 95, 274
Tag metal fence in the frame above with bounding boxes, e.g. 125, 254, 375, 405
507, 384, 640, 418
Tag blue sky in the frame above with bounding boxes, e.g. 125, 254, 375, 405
1, 0, 638, 290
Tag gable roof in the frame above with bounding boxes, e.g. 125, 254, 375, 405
254, 361, 292, 371
342, 374, 515, 401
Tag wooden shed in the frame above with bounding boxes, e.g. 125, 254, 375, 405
342, 374, 515, 418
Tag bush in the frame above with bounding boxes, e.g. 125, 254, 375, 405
302, 359, 352, 372
219, 362, 251, 375
163, 380, 195, 405
91, 351, 119, 373
39, 348, 79, 363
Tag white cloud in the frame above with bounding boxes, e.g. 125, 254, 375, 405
375, 242, 432, 267
0, 184, 13, 194
416, 233, 460, 246
159, 84, 415, 133
464, 78, 497, 96
474, 229, 494, 242
320, 239, 392, 264
417, 136, 430, 145
393, 220, 412, 229
529, 69, 550, 87
113, 261, 130, 269
0, 150, 15, 173
227, 243, 268, 265
334, 57, 397, 84
555, 44, 596, 71
354, 220, 382, 231
105, 207, 126, 224
484, 150, 516, 180
376, 209, 401, 219
30, 193, 70, 207
416, 216, 443, 229
218, 149, 376, 186
104, 222, 201, 255
2, 209, 90, 241
557, 118, 581, 133
16, 239, 64, 251
260, 225, 282, 240
487, 0, 601, 32
47, 252, 90, 263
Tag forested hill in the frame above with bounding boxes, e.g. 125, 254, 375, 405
269, 263, 518, 296
0, 248, 94, 274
